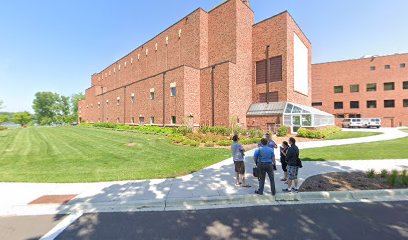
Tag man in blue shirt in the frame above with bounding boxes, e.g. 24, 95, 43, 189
258, 133, 277, 149
254, 138, 276, 196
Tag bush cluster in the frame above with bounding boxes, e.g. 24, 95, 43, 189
366, 169, 408, 187
277, 126, 289, 137
297, 126, 341, 139
0, 126, 7, 131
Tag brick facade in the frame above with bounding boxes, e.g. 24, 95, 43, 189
312, 54, 408, 127
79, 0, 313, 130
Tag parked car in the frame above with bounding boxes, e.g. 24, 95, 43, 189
342, 118, 363, 128
361, 118, 381, 128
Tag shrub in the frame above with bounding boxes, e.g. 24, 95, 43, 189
401, 169, 407, 177
248, 128, 264, 138
79, 123, 94, 128
380, 169, 388, 178
402, 175, 408, 186
198, 126, 232, 136
172, 126, 192, 136
182, 139, 192, 146
277, 126, 289, 137
216, 140, 231, 146
297, 127, 342, 139
169, 135, 185, 144
204, 141, 215, 147
189, 140, 200, 147
366, 169, 376, 178
387, 170, 399, 186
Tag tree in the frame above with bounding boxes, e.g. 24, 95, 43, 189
70, 92, 85, 122
0, 115, 8, 124
13, 112, 32, 127
32, 92, 60, 124
0, 100, 4, 109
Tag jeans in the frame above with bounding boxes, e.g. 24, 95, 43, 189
257, 162, 276, 195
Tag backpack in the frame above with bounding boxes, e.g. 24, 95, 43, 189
295, 147, 303, 168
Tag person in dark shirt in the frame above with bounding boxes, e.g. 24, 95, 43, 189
279, 141, 289, 182
282, 137, 300, 193
254, 138, 276, 196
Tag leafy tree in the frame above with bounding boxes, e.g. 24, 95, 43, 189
13, 112, 32, 127
70, 92, 85, 122
0, 115, 8, 124
32, 92, 60, 124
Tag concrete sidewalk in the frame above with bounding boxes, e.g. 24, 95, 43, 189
0, 128, 407, 216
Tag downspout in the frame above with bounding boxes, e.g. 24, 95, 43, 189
123, 87, 126, 124
162, 72, 166, 127
266, 45, 270, 103
101, 86, 104, 122
211, 65, 215, 127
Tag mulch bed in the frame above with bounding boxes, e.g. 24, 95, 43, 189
299, 171, 406, 192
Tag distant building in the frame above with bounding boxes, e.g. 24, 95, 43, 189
312, 53, 408, 127
79, 0, 334, 133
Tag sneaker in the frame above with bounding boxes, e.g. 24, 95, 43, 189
292, 188, 299, 193
255, 190, 263, 195
282, 188, 290, 193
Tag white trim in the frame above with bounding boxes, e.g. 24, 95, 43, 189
40, 212, 83, 240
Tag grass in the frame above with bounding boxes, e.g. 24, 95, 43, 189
0, 127, 231, 183
302, 134, 408, 161
324, 131, 381, 140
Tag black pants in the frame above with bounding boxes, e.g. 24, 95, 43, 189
257, 163, 276, 195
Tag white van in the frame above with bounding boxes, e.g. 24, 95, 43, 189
361, 118, 381, 128
342, 118, 363, 128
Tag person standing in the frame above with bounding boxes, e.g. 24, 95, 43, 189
254, 138, 276, 196
279, 141, 289, 182
283, 137, 300, 193
259, 133, 278, 149
231, 135, 250, 187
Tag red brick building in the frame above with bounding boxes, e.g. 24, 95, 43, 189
79, 0, 333, 132
312, 53, 408, 127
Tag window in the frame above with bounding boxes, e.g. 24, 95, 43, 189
117, 97, 120, 106
384, 65, 391, 70
384, 82, 395, 91
312, 102, 322, 107
139, 117, 145, 125
336, 114, 345, 119
150, 88, 155, 100
367, 100, 377, 109
117, 117, 120, 123
404, 99, 408, 108
170, 83, 177, 97
401, 63, 406, 68
366, 83, 377, 92
334, 86, 343, 93
259, 92, 278, 103
349, 114, 361, 118
131, 117, 135, 124
334, 102, 343, 109
350, 84, 359, 93
106, 100, 109, 105
384, 100, 395, 108
171, 116, 176, 125
403, 81, 408, 90
350, 101, 359, 109
150, 117, 155, 124
255, 56, 283, 84
131, 93, 135, 103
370, 66, 376, 71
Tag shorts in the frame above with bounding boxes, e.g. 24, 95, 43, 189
280, 160, 288, 172
234, 161, 245, 174
287, 166, 299, 180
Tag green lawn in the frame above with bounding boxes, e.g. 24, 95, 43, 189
324, 131, 381, 140
302, 132, 408, 161
0, 127, 230, 183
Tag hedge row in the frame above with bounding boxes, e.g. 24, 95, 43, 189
296, 126, 341, 139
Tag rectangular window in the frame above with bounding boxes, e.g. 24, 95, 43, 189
334, 102, 343, 109
370, 66, 376, 71
336, 114, 345, 119
366, 83, 377, 92
384, 100, 395, 108
350, 84, 359, 93
255, 56, 283, 84
350, 101, 359, 109
334, 86, 343, 93
312, 102, 322, 107
401, 63, 406, 68
150, 92, 155, 100
259, 92, 278, 103
117, 117, 120, 123
256, 59, 267, 84
349, 114, 361, 118
384, 82, 395, 91
367, 100, 377, 109
171, 116, 176, 125
139, 117, 145, 125
131, 117, 135, 124
404, 99, 408, 108
384, 65, 391, 70
131, 94, 135, 103
170, 87, 176, 97
117, 97, 120, 106
150, 117, 155, 124
403, 81, 408, 90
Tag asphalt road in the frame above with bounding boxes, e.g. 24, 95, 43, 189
55, 201, 408, 240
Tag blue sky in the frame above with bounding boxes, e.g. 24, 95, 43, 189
1, 0, 407, 112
